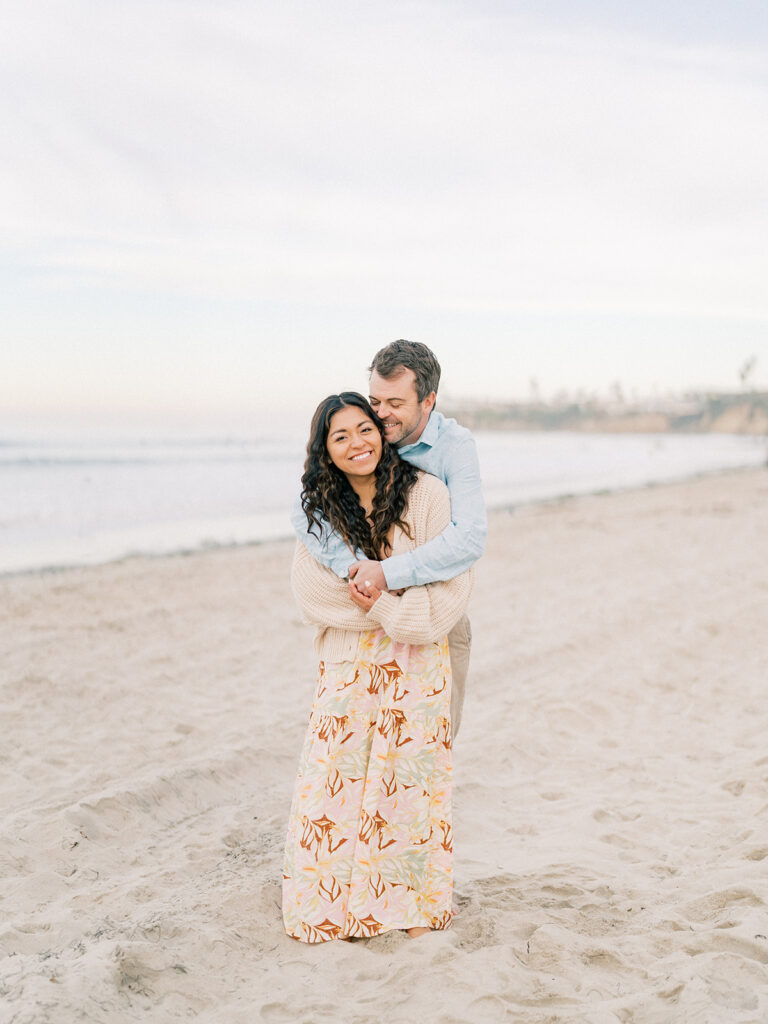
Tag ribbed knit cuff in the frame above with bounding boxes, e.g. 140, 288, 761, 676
365, 591, 398, 627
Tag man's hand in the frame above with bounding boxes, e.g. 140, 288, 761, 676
348, 559, 388, 596
349, 578, 381, 611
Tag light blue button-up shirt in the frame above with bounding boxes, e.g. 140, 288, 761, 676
290, 410, 487, 589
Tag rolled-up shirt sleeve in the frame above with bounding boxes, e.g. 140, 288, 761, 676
380, 435, 487, 589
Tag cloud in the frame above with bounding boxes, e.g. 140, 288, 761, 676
1, 0, 767, 410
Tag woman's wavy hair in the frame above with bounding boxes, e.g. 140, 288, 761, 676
300, 392, 419, 559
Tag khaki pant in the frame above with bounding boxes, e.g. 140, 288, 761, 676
447, 614, 472, 741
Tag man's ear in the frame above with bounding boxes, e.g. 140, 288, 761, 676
424, 391, 436, 413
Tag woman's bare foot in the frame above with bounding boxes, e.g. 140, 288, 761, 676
405, 927, 430, 938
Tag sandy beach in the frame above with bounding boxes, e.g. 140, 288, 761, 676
2, 467, 768, 1024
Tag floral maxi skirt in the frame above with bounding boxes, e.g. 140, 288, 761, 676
282, 629, 453, 942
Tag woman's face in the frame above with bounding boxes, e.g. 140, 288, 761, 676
326, 405, 383, 480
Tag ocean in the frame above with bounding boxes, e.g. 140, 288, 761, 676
1, 427, 764, 575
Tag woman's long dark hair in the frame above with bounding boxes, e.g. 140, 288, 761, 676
300, 392, 419, 559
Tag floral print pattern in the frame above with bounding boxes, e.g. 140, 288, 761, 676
283, 628, 453, 942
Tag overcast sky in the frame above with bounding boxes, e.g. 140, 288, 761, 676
2, 0, 767, 426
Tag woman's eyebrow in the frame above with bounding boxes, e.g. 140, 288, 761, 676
330, 419, 371, 439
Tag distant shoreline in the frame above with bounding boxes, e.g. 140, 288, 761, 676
445, 390, 768, 435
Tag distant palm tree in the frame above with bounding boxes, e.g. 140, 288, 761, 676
738, 355, 757, 390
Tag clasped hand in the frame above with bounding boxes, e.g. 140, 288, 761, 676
348, 558, 387, 609
348, 559, 387, 597
347, 558, 404, 609
348, 577, 381, 611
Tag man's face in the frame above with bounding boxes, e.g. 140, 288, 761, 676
369, 368, 435, 448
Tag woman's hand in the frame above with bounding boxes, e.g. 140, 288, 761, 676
349, 577, 381, 611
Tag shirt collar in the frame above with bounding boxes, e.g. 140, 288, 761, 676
399, 410, 440, 453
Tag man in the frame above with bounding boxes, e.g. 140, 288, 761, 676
291, 339, 486, 736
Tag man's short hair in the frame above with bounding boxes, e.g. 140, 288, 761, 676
368, 340, 441, 403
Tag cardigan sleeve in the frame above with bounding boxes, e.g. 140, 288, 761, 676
365, 572, 473, 644
291, 540, 372, 631
364, 476, 474, 644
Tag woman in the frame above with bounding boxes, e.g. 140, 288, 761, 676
283, 392, 473, 943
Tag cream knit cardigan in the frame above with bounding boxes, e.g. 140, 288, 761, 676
291, 471, 474, 663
